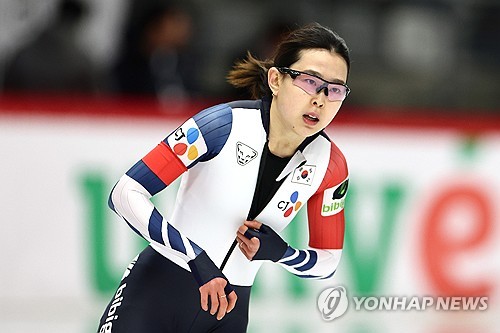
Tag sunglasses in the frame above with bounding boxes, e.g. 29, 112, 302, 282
277, 67, 350, 102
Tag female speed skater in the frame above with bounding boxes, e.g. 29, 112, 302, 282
98, 22, 351, 333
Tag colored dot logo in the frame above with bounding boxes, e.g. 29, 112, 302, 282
186, 127, 199, 143
284, 191, 302, 217
173, 143, 187, 155
173, 127, 200, 161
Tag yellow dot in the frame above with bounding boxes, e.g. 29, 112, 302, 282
295, 201, 302, 211
187, 145, 198, 160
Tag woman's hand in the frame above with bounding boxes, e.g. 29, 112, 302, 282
187, 251, 237, 320
236, 220, 262, 260
236, 220, 289, 262
199, 277, 237, 320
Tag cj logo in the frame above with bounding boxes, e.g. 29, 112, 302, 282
172, 126, 201, 160
317, 286, 349, 321
277, 191, 302, 217
167, 118, 208, 167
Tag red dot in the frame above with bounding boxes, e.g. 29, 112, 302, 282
173, 143, 187, 155
284, 206, 293, 217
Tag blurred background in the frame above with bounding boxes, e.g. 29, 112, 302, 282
0, 0, 499, 109
0, 0, 499, 332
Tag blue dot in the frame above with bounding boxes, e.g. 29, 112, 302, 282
290, 191, 299, 203
186, 128, 199, 144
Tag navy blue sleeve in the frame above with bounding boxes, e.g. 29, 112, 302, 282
192, 103, 233, 162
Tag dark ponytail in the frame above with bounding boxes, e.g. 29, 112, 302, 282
227, 22, 350, 99
226, 51, 274, 99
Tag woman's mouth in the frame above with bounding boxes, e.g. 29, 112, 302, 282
303, 113, 320, 126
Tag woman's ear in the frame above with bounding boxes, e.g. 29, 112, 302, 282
267, 67, 281, 96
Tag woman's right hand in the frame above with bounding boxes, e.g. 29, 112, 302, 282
199, 277, 237, 320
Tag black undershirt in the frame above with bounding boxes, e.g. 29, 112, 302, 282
220, 98, 328, 270
247, 142, 291, 220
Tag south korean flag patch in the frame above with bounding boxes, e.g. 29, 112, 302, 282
291, 165, 316, 185
321, 178, 349, 216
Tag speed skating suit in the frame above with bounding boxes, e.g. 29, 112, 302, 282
98, 98, 348, 333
